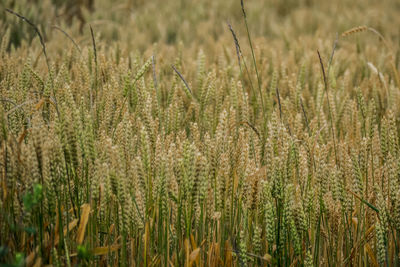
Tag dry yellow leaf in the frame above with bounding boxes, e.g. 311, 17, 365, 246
32, 257, 42, 267
54, 219, 78, 246
34, 98, 45, 111
77, 203, 91, 244
92, 245, 121, 256
185, 238, 190, 266
365, 243, 378, 267
189, 248, 201, 265
190, 234, 197, 249
263, 253, 272, 263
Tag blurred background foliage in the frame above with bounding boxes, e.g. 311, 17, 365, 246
1, 0, 400, 52
1, 0, 399, 92
1, 0, 400, 101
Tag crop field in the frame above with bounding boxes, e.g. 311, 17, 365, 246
1, 0, 400, 266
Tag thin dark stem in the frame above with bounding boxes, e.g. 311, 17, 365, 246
227, 22, 241, 68
49, 96, 61, 118
243, 121, 260, 140
327, 33, 338, 74
5, 100, 36, 116
89, 25, 97, 110
171, 65, 193, 96
276, 87, 292, 136
227, 22, 256, 111
0, 98, 17, 106
300, 97, 311, 135
317, 51, 328, 90
152, 55, 158, 91
5, 8, 50, 73
5, 8, 59, 114
317, 50, 338, 165
89, 25, 97, 67
52, 25, 81, 53
276, 87, 283, 121
240, 0, 265, 121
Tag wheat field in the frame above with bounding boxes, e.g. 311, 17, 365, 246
1, 0, 400, 266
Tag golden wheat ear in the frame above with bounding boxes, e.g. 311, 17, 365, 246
341, 26, 368, 37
